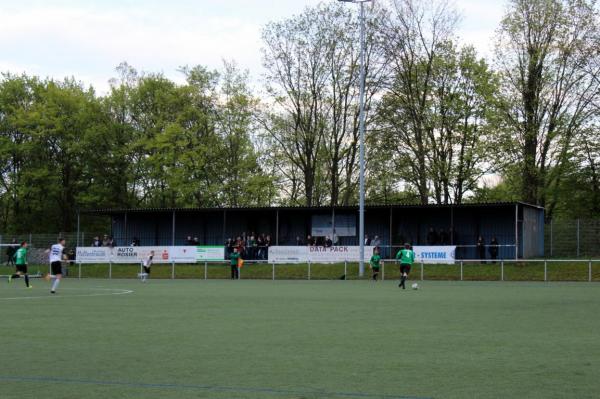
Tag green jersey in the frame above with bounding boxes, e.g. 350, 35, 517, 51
370, 254, 381, 269
15, 247, 27, 265
396, 248, 414, 265
230, 252, 240, 266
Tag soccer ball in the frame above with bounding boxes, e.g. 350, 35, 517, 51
411, 283, 419, 290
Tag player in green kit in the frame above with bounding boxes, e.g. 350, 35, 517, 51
369, 248, 382, 281
230, 247, 241, 280
8, 241, 31, 288
395, 243, 414, 289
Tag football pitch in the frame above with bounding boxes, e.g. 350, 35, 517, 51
2, 279, 599, 399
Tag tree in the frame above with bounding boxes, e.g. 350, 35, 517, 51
494, 0, 600, 217
261, 2, 386, 206
377, 0, 495, 204
215, 61, 275, 207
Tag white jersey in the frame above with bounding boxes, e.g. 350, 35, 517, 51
143, 255, 153, 268
49, 244, 64, 263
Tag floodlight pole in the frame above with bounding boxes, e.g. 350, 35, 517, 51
358, 0, 367, 276
338, 0, 369, 276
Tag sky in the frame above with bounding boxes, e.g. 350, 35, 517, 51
0, 0, 507, 94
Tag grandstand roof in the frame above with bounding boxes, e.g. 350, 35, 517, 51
82, 201, 543, 215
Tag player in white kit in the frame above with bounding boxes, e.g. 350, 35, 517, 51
139, 250, 154, 282
46, 238, 66, 294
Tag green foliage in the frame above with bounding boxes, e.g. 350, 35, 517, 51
0, 64, 276, 233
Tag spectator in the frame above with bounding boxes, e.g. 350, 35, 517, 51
247, 235, 256, 260
236, 236, 246, 258
5, 239, 17, 266
439, 228, 449, 245
325, 236, 333, 247
306, 235, 315, 246
477, 236, 486, 263
427, 228, 439, 245
102, 234, 110, 247
264, 235, 272, 259
295, 236, 303, 246
193, 237, 200, 245
186, 235, 195, 245
131, 237, 140, 247
67, 248, 76, 266
256, 235, 264, 260
91, 236, 102, 247
107, 236, 116, 248
372, 235, 381, 248
489, 237, 499, 263
364, 235, 371, 245
225, 238, 233, 259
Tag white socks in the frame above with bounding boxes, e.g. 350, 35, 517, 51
51, 278, 60, 291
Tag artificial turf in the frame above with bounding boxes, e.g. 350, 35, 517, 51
2, 278, 599, 399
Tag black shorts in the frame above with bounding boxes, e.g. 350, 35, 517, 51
143, 266, 151, 274
400, 264, 411, 274
51, 261, 63, 275
372, 267, 380, 272
16, 264, 27, 273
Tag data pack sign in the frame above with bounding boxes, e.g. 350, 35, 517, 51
268, 246, 375, 263
75, 246, 224, 264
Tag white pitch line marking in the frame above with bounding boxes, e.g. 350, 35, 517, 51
0, 287, 134, 300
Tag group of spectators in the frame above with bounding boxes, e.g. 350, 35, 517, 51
476, 236, 500, 263
294, 234, 382, 248
297, 235, 335, 247
426, 227, 501, 262
91, 235, 141, 247
91, 234, 117, 248
225, 233, 272, 260
426, 227, 456, 245
186, 236, 201, 245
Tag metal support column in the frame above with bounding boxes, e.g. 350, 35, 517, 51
124, 211, 128, 246
76, 210, 81, 248
223, 210, 227, 244
332, 208, 336, 244
171, 211, 176, 247
389, 207, 393, 259
275, 209, 279, 246
450, 205, 454, 245
515, 204, 519, 260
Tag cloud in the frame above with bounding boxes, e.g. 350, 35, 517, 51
455, 0, 506, 59
0, 0, 504, 93
0, 2, 265, 93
